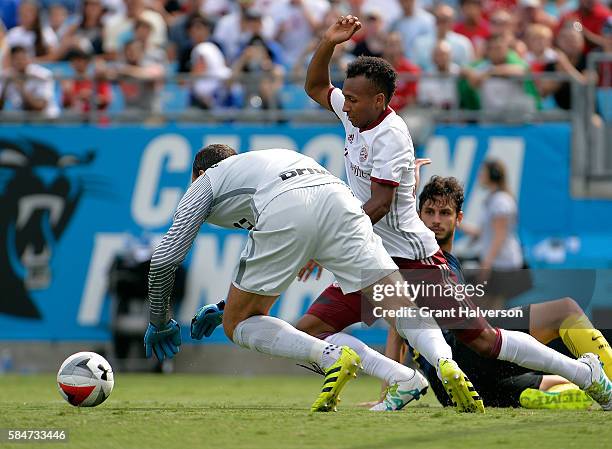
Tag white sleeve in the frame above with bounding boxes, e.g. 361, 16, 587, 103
327, 86, 351, 131
370, 126, 413, 186
489, 192, 516, 217
148, 174, 214, 327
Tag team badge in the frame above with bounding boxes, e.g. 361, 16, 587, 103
359, 145, 368, 162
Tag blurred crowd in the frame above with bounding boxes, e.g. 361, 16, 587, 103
0, 0, 610, 119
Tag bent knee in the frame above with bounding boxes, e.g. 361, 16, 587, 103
558, 297, 582, 316
465, 327, 499, 358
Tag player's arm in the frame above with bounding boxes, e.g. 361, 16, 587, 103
148, 175, 214, 328
363, 181, 395, 224
145, 175, 213, 361
304, 15, 361, 109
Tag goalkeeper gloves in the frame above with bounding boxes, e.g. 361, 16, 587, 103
144, 319, 181, 362
191, 300, 225, 340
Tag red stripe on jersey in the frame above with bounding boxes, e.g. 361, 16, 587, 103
359, 106, 393, 132
59, 383, 95, 406
370, 176, 399, 186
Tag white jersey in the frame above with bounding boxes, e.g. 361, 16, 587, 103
327, 87, 438, 260
148, 149, 343, 325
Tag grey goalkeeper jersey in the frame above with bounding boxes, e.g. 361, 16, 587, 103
148, 148, 343, 326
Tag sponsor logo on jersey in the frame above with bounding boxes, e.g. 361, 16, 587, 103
359, 145, 368, 162
349, 161, 371, 180
278, 167, 329, 181
348, 134, 354, 144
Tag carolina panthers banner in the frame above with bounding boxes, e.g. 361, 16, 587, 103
0, 123, 610, 341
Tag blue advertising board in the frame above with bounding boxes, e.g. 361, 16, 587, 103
0, 123, 610, 342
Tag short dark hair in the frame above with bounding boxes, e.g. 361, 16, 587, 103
10, 46, 28, 56
192, 144, 237, 178
346, 56, 397, 105
418, 176, 464, 214
483, 159, 507, 191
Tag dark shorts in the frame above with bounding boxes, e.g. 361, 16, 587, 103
306, 250, 491, 342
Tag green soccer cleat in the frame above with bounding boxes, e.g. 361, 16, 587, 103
438, 358, 485, 413
310, 347, 361, 412
520, 386, 593, 410
580, 353, 612, 411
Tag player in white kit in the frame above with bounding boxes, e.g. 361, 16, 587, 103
297, 14, 612, 413
144, 144, 431, 412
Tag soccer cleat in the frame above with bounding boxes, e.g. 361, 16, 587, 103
579, 353, 612, 411
519, 385, 593, 410
310, 346, 361, 412
438, 358, 485, 413
369, 371, 429, 411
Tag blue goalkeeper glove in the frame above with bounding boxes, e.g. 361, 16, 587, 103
191, 300, 225, 340
144, 319, 181, 362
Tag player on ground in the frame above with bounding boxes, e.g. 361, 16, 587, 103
145, 145, 430, 412
298, 14, 612, 412
401, 175, 612, 409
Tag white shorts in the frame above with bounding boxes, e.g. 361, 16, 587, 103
232, 183, 398, 295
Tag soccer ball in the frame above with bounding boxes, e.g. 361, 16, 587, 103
57, 352, 114, 407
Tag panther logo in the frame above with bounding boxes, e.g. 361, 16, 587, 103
0, 137, 95, 319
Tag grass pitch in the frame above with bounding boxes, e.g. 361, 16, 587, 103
0, 373, 608, 449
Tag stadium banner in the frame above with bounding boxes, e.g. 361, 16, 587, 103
0, 122, 610, 342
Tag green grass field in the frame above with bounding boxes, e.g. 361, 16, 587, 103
0, 373, 608, 449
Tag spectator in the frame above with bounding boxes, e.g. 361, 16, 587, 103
352, 10, 386, 58
411, 4, 475, 71
453, 0, 490, 56
167, 0, 204, 63
391, 0, 435, 61
199, 0, 233, 21
558, 0, 611, 52
475, 160, 524, 272
0, 45, 60, 118
62, 0, 106, 57
133, 16, 167, 65
103, 0, 167, 60
541, 26, 590, 109
595, 16, 612, 87
6, 0, 59, 61
177, 14, 214, 73
61, 46, 112, 118
48, 3, 72, 41
0, 21, 8, 73
230, 35, 284, 110
525, 23, 558, 71
271, 0, 329, 70
188, 17, 231, 109
382, 31, 420, 111
489, 9, 528, 57
212, 0, 275, 63
515, 0, 558, 41
418, 40, 460, 109
107, 39, 165, 114
459, 33, 540, 112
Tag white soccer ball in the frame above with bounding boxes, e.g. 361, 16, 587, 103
57, 352, 114, 407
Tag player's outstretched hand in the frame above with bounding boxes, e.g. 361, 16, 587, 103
324, 15, 362, 45
297, 259, 323, 282
191, 301, 225, 340
414, 158, 432, 194
144, 319, 181, 362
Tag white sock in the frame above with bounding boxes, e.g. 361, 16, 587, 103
232, 315, 341, 369
498, 329, 591, 389
324, 332, 416, 384
395, 314, 452, 378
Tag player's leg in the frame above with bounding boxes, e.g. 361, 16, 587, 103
529, 297, 612, 379
228, 189, 361, 411
297, 286, 428, 410
460, 325, 612, 410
